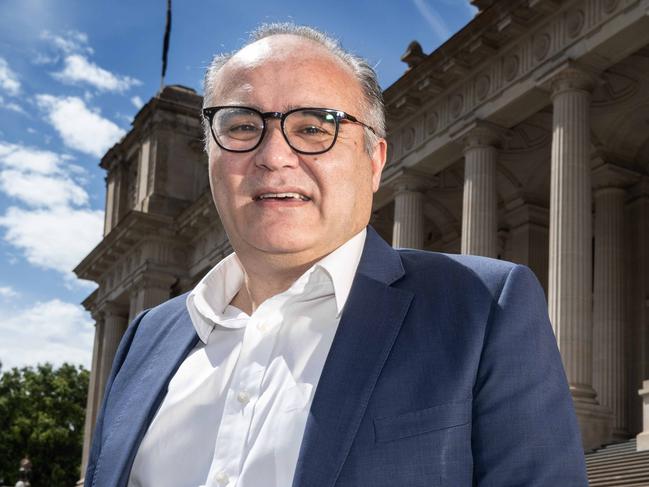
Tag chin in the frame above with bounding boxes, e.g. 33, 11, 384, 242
253, 236, 318, 256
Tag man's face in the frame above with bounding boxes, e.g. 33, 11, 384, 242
207, 35, 387, 266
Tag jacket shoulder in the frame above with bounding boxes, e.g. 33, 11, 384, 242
395, 249, 520, 298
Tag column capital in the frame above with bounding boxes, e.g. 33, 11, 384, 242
451, 119, 509, 151
389, 170, 434, 194
592, 160, 640, 192
96, 300, 127, 320
537, 59, 598, 96
130, 269, 177, 293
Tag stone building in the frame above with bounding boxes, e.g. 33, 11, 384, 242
74, 0, 649, 482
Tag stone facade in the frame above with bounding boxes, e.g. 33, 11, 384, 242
74, 0, 649, 481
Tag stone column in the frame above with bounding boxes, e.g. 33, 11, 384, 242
460, 123, 501, 258
546, 64, 596, 403
392, 175, 425, 249
504, 199, 549, 293
592, 161, 636, 440
97, 303, 128, 406
129, 272, 175, 321
543, 63, 612, 449
78, 315, 104, 483
627, 178, 649, 436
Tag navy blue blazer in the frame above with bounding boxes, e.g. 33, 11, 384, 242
85, 227, 588, 487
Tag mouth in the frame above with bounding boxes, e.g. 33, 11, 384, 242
253, 192, 311, 202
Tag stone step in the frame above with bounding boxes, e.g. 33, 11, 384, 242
585, 439, 649, 487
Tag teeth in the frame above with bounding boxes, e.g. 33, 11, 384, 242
256, 192, 309, 201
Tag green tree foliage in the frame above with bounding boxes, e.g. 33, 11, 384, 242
0, 362, 88, 487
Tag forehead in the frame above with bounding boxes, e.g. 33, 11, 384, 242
211, 35, 363, 110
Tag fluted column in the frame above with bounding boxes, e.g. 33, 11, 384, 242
79, 315, 104, 482
461, 123, 501, 257
392, 175, 425, 249
546, 64, 596, 404
97, 303, 128, 405
593, 185, 627, 438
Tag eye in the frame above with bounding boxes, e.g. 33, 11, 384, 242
229, 123, 261, 134
299, 125, 329, 136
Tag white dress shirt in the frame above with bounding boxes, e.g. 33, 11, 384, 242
127, 229, 366, 487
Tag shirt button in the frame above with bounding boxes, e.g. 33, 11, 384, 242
236, 390, 250, 405
215, 471, 229, 485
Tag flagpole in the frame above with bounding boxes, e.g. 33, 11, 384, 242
160, 0, 172, 92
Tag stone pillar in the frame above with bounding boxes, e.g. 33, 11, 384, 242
392, 175, 425, 249
460, 123, 501, 258
96, 303, 128, 406
626, 178, 649, 436
129, 272, 175, 321
637, 380, 649, 451
593, 186, 627, 438
543, 62, 611, 449
546, 64, 596, 402
78, 315, 104, 483
503, 199, 549, 293
592, 161, 636, 441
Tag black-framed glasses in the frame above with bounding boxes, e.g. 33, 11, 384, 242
202, 106, 377, 155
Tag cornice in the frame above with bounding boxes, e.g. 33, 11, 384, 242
382, 0, 648, 181
74, 210, 174, 282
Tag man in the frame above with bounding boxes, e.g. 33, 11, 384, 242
85, 24, 588, 487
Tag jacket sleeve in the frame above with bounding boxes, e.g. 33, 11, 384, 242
471, 265, 588, 486
84, 309, 150, 487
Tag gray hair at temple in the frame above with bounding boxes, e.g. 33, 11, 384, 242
202, 23, 386, 156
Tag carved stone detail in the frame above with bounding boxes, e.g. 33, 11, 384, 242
426, 111, 440, 135
503, 54, 520, 81
566, 9, 585, 38
476, 74, 491, 101
450, 94, 464, 119
602, 0, 619, 14
533, 32, 551, 61
402, 126, 416, 151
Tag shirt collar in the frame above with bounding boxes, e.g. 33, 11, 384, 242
314, 228, 366, 317
186, 228, 367, 343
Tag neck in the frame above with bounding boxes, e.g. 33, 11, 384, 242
230, 253, 319, 315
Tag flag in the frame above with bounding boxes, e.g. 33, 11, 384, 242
161, 0, 172, 87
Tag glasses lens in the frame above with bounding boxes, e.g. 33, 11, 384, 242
213, 107, 263, 151
284, 109, 337, 153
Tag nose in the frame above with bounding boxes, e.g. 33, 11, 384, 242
253, 120, 299, 171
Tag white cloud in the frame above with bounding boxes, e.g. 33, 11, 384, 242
0, 57, 21, 96
0, 170, 89, 208
32, 52, 59, 66
412, 0, 452, 40
0, 141, 104, 286
131, 95, 143, 109
0, 95, 25, 114
0, 206, 104, 275
0, 299, 94, 369
0, 286, 19, 299
0, 142, 64, 173
53, 54, 141, 93
36, 94, 125, 157
40, 30, 93, 55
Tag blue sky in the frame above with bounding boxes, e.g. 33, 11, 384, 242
0, 0, 476, 370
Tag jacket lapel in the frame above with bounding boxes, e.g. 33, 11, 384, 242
292, 227, 414, 487
92, 304, 199, 487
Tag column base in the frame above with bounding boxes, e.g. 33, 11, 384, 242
574, 400, 612, 450
636, 432, 649, 451
75, 477, 85, 486
612, 427, 631, 442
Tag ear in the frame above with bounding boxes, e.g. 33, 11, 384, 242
370, 137, 388, 193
